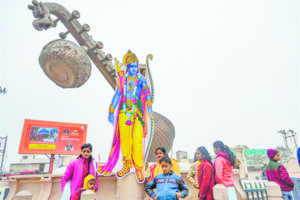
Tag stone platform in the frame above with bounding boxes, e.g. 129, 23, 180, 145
3, 171, 197, 200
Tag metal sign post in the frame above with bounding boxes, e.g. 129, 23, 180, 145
48, 154, 55, 174
278, 130, 298, 155
0, 136, 8, 174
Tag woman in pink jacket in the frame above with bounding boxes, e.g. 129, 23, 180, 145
61, 143, 98, 200
213, 141, 237, 200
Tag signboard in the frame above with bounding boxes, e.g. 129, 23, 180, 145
19, 119, 87, 155
232, 149, 267, 156
244, 149, 267, 156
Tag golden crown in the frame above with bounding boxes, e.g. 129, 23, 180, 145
123, 50, 139, 66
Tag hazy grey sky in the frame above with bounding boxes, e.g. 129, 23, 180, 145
1, 0, 299, 170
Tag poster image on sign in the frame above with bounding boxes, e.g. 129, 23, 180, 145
64, 140, 74, 151
19, 119, 87, 155
29, 127, 59, 142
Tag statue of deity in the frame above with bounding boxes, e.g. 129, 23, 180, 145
98, 50, 154, 183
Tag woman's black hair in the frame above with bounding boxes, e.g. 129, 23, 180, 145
81, 143, 93, 151
155, 147, 166, 155
196, 146, 212, 163
78, 143, 93, 177
213, 141, 235, 166
159, 155, 172, 165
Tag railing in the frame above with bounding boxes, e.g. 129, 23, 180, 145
239, 179, 269, 200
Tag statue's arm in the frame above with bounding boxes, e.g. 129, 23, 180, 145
108, 89, 121, 124
111, 88, 121, 108
140, 77, 150, 99
141, 78, 153, 115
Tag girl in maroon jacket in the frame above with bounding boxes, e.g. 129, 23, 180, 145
197, 146, 214, 200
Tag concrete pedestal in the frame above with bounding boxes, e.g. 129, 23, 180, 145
286, 157, 300, 178
4, 171, 250, 200
234, 147, 247, 179
266, 182, 282, 200
117, 174, 145, 200
81, 190, 97, 200
14, 190, 32, 200
213, 184, 228, 200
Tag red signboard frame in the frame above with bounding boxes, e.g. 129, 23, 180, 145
19, 119, 87, 155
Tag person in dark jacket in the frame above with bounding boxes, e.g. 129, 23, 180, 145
197, 146, 214, 200
145, 156, 188, 200
265, 149, 294, 200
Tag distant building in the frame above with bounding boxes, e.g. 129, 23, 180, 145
176, 151, 192, 163
9, 155, 76, 174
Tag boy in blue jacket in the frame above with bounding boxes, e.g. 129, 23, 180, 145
145, 156, 189, 200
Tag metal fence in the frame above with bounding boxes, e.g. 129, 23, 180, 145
239, 179, 269, 200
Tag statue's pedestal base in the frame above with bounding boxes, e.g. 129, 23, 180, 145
14, 190, 32, 200
117, 174, 145, 200
5, 173, 146, 200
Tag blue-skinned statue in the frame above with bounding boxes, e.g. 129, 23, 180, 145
99, 50, 154, 183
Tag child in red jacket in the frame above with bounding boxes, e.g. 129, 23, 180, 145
197, 146, 214, 200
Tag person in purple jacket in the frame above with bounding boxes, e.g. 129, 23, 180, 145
265, 149, 294, 200
61, 143, 98, 200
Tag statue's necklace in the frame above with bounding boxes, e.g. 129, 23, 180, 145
123, 73, 140, 125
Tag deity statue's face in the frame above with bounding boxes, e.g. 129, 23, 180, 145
127, 62, 138, 76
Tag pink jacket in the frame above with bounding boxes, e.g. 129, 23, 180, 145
61, 157, 98, 197
214, 152, 234, 187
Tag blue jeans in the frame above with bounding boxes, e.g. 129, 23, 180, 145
282, 191, 293, 200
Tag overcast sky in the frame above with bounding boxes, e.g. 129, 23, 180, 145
1, 0, 299, 170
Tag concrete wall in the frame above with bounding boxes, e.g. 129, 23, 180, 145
4, 172, 199, 200
5, 157, 298, 200
6, 174, 118, 200
0, 171, 262, 200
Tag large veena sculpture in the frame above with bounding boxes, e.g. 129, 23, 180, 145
28, 0, 175, 165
